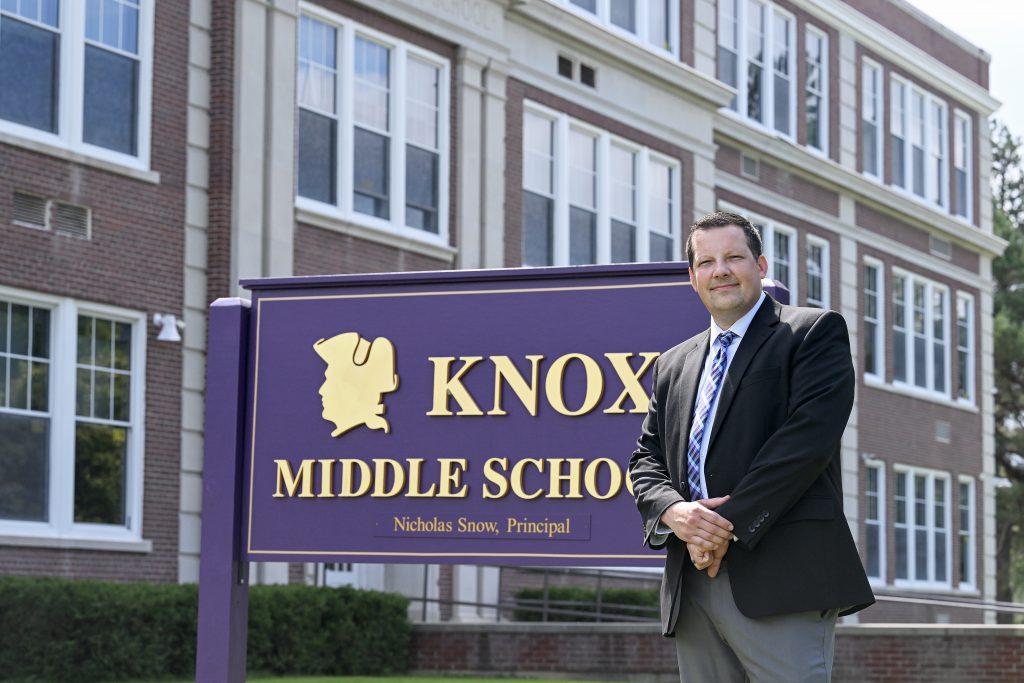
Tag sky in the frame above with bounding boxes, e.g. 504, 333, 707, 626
907, 0, 1024, 139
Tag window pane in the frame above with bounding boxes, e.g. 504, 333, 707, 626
772, 13, 790, 135
569, 130, 596, 210
74, 422, 127, 525
76, 368, 92, 416
806, 92, 821, 150
610, 145, 635, 223
0, 413, 49, 521
570, 0, 597, 12
865, 321, 876, 375
78, 315, 94, 364
11, 304, 29, 355
32, 307, 50, 359
647, 160, 673, 235
0, 17, 59, 133
650, 233, 673, 261
0, 303, 6, 353
113, 373, 130, 422
298, 16, 337, 113
611, 220, 635, 263
95, 318, 112, 368
9, 358, 28, 409
114, 322, 131, 371
405, 145, 438, 233
297, 110, 337, 204
895, 527, 907, 579
866, 525, 879, 577
610, 0, 635, 33
353, 128, 390, 219
30, 361, 48, 412
94, 369, 112, 420
523, 191, 553, 266
83, 45, 139, 155
648, 0, 669, 50
569, 207, 596, 265
354, 37, 389, 131
864, 122, 878, 176
523, 113, 554, 195
406, 58, 439, 150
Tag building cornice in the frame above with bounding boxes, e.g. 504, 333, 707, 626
789, 0, 999, 115
714, 116, 1007, 260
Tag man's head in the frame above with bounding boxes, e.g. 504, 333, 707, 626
686, 211, 768, 329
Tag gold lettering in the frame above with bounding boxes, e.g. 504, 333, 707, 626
482, 457, 510, 499
437, 458, 470, 498
488, 355, 544, 416
317, 459, 336, 497
405, 458, 438, 497
273, 459, 315, 498
546, 458, 585, 499
510, 458, 545, 500
338, 459, 372, 497
584, 458, 624, 500
603, 352, 659, 414
545, 353, 604, 416
426, 356, 485, 416
373, 458, 406, 497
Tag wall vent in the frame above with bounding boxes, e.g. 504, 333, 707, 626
929, 235, 952, 260
52, 201, 91, 239
579, 63, 596, 87
12, 191, 49, 229
935, 419, 952, 444
741, 154, 759, 180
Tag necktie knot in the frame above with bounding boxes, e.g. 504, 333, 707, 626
716, 331, 737, 350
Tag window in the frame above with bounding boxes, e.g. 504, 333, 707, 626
956, 293, 974, 403
805, 26, 827, 154
296, 11, 450, 243
522, 103, 680, 266
805, 235, 829, 308
760, 222, 796, 300
890, 76, 947, 209
565, 0, 678, 53
958, 477, 975, 589
718, 0, 795, 137
953, 111, 972, 221
894, 467, 951, 587
0, 0, 152, 165
0, 288, 145, 542
862, 59, 882, 179
863, 259, 884, 379
865, 460, 885, 582
892, 271, 948, 395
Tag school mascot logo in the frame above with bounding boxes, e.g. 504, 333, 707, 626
313, 332, 399, 437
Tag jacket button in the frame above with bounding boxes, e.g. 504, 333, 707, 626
748, 525, 756, 533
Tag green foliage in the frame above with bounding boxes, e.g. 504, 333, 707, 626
0, 576, 409, 682
512, 586, 658, 621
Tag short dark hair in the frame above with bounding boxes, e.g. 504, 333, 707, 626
685, 211, 763, 265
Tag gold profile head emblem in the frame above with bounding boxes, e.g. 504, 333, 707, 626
313, 332, 399, 437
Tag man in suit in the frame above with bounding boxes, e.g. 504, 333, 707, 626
629, 211, 874, 682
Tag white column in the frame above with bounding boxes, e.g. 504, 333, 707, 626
838, 32, 858, 171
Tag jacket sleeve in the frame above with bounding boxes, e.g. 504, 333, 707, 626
714, 310, 854, 550
628, 359, 686, 549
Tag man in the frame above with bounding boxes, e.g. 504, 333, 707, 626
629, 212, 874, 682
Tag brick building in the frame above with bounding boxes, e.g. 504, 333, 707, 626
0, 0, 1004, 624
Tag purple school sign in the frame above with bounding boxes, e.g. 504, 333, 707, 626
195, 263, 785, 681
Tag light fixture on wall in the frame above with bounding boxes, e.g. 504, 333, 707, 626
153, 313, 185, 342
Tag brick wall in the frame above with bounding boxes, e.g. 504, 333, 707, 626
409, 623, 1024, 682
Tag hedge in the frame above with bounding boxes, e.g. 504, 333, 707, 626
0, 576, 409, 682
513, 586, 659, 622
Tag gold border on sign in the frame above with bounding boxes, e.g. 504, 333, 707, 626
247, 280, 688, 557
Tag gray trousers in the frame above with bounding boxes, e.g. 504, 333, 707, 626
674, 563, 838, 683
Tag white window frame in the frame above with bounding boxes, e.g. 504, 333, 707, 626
861, 58, 883, 180
522, 100, 681, 267
862, 257, 884, 381
890, 75, 948, 211
0, 0, 154, 170
955, 292, 975, 405
0, 285, 146, 546
559, 0, 680, 56
805, 234, 829, 308
295, 5, 451, 249
891, 268, 950, 398
718, 0, 796, 140
893, 465, 952, 590
958, 475, 976, 590
804, 25, 828, 156
953, 109, 973, 222
864, 459, 886, 584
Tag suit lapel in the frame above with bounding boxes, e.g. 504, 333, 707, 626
675, 330, 710, 480
706, 296, 781, 456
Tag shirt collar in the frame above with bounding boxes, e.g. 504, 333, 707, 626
710, 291, 766, 345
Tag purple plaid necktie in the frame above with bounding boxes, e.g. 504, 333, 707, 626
686, 330, 737, 501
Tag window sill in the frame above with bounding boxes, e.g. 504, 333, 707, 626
862, 375, 978, 413
886, 581, 979, 597
0, 532, 153, 554
295, 202, 457, 264
0, 129, 159, 185
718, 108, 798, 147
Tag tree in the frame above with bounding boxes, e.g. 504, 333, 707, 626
991, 121, 1024, 620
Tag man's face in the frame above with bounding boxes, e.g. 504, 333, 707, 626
688, 225, 768, 328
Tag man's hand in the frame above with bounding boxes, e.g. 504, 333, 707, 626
686, 542, 712, 570
660, 496, 733, 550
707, 541, 729, 577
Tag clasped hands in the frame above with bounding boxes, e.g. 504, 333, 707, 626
659, 496, 733, 577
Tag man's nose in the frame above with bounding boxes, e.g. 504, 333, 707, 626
711, 258, 731, 276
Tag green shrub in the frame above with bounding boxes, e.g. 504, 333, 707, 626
0, 576, 409, 682
513, 585, 658, 622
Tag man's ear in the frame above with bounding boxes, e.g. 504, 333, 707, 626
688, 267, 696, 289
757, 254, 768, 278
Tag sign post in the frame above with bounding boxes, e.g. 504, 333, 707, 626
195, 264, 786, 681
